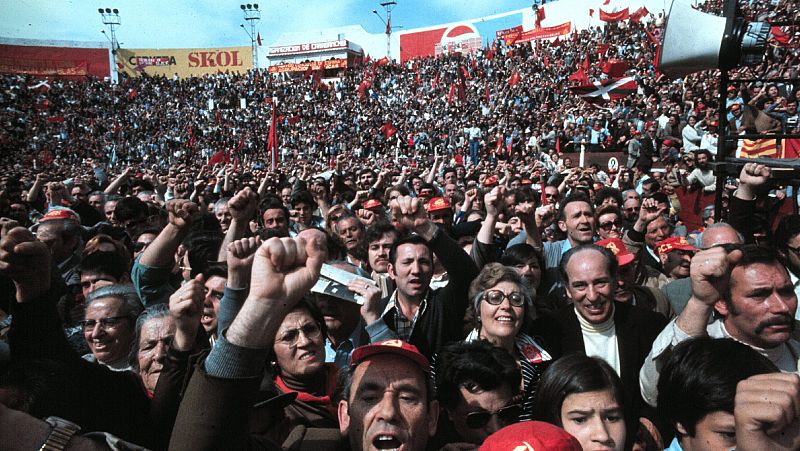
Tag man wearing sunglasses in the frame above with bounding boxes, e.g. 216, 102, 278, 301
432, 341, 522, 447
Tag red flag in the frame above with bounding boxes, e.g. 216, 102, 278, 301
551, 37, 561, 47
356, 79, 371, 100
287, 115, 301, 125
380, 121, 397, 139
771, 27, 793, 46
376, 56, 389, 66
568, 68, 589, 84
782, 139, 800, 158
535, 6, 546, 28
267, 100, 278, 170
570, 77, 638, 104
256, 32, 262, 46
599, 8, 629, 22
432, 73, 439, 89
589, 8, 594, 17
495, 134, 504, 154
208, 149, 228, 165
507, 71, 521, 87
740, 139, 778, 158
602, 59, 628, 78
603, 0, 610, 5
630, 6, 649, 22
303, 66, 313, 80
416, 71, 422, 86
363, 54, 372, 64
555, 136, 561, 153
484, 86, 490, 103
447, 83, 456, 104
644, 28, 660, 46
386, 16, 391, 35
582, 51, 591, 71
540, 181, 548, 205
543, 55, 550, 69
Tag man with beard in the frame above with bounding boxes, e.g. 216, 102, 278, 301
640, 244, 800, 407
655, 237, 696, 282
365, 222, 399, 297
684, 149, 716, 192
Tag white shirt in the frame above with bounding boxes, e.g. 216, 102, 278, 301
577, 307, 621, 376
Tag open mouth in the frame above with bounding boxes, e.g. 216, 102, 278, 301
373, 435, 402, 450
495, 315, 516, 323
298, 351, 316, 361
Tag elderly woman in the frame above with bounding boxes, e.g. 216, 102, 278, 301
266, 299, 339, 441
465, 263, 552, 421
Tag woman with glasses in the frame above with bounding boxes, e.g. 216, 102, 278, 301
464, 263, 552, 421
267, 299, 339, 437
81, 285, 143, 371
595, 205, 624, 240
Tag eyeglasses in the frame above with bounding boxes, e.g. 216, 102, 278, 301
599, 220, 622, 230
80, 315, 132, 332
465, 404, 522, 429
277, 323, 322, 347
133, 241, 152, 252
482, 290, 526, 307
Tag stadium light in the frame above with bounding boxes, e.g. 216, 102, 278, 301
374, 1, 397, 61
98, 7, 121, 83
240, 4, 261, 69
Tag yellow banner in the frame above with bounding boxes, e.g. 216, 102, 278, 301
118, 47, 253, 78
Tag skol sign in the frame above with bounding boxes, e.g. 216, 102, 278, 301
118, 46, 252, 78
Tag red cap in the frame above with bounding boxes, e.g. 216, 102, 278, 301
480, 421, 582, 451
656, 236, 697, 256
663, 139, 673, 147
595, 237, 635, 266
362, 198, 383, 210
521, 179, 532, 185
729, 103, 741, 112
483, 175, 499, 187
708, 120, 718, 127
727, 85, 736, 92
631, 129, 640, 136
427, 197, 451, 212
39, 208, 81, 224
350, 340, 430, 374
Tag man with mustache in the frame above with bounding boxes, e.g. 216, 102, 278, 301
684, 149, 716, 192
640, 244, 800, 407
365, 222, 399, 297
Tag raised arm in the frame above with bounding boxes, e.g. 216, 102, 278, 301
169, 231, 326, 451
104, 167, 134, 195
217, 188, 257, 262
139, 199, 198, 269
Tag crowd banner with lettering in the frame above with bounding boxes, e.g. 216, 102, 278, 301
0, 44, 109, 79
505, 22, 572, 45
268, 40, 349, 56
496, 25, 523, 41
118, 46, 252, 78
268, 59, 348, 73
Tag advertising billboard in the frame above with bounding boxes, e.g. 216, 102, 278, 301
118, 46, 252, 78
0, 44, 110, 79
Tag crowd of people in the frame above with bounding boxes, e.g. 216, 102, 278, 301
1, 0, 800, 449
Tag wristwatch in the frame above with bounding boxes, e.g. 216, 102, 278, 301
39, 417, 81, 451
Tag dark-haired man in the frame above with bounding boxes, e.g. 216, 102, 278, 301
368, 196, 478, 359
432, 341, 522, 447
641, 245, 800, 407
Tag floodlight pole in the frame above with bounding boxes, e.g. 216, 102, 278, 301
99, 7, 121, 83
374, 1, 397, 61
241, 4, 261, 69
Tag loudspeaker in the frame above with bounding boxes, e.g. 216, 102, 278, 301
658, 0, 770, 79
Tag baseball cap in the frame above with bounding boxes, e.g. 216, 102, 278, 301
350, 340, 430, 374
362, 198, 383, 210
656, 236, 697, 256
596, 238, 635, 266
39, 208, 81, 224
483, 175, 499, 187
480, 421, 582, 451
427, 197, 451, 212
729, 103, 741, 112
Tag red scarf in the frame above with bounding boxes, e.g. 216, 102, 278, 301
275, 363, 339, 417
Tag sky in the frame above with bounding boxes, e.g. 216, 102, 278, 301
0, 0, 537, 49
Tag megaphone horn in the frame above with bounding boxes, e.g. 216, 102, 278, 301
658, 0, 770, 79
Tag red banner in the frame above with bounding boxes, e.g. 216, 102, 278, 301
505, 22, 572, 44
0, 44, 109, 79
599, 8, 630, 22
268, 58, 347, 73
